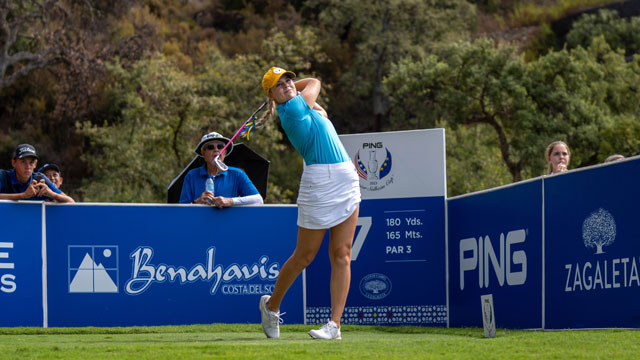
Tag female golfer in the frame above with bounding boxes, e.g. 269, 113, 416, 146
258, 67, 361, 340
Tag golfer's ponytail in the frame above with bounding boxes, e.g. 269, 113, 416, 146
252, 98, 278, 131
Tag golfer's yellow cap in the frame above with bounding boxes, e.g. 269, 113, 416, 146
262, 67, 296, 95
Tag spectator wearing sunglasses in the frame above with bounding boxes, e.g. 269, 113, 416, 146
179, 131, 263, 207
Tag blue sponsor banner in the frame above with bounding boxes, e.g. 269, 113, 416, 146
545, 159, 640, 328
45, 204, 303, 327
448, 181, 543, 329
305, 197, 447, 326
0, 202, 43, 327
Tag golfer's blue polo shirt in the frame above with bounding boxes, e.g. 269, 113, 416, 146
277, 94, 349, 165
179, 164, 259, 204
0, 169, 62, 201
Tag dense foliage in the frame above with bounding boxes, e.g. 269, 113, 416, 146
1, 0, 639, 201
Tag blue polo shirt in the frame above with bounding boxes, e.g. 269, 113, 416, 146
0, 169, 62, 201
179, 164, 259, 204
277, 94, 349, 165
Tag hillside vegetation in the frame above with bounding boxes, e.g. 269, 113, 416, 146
1, 0, 638, 201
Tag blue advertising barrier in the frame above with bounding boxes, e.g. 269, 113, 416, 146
44, 204, 303, 327
3, 155, 639, 329
448, 180, 543, 329
0, 202, 44, 327
545, 159, 640, 328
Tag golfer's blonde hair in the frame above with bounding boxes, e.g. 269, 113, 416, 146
250, 98, 278, 132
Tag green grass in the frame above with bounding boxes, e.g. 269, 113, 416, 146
0, 324, 638, 359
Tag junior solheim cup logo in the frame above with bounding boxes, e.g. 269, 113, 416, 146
354, 142, 393, 192
582, 208, 616, 254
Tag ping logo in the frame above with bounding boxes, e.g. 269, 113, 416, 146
582, 208, 616, 254
68, 245, 119, 293
459, 229, 527, 290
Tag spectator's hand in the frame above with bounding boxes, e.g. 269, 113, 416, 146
196, 191, 215, 205
22, 180, 39, 199
554, 163, 568, 173
212, 196, 233, 209
35, 179, 52, 197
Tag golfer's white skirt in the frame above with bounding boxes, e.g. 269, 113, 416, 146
297, 161, 361, 229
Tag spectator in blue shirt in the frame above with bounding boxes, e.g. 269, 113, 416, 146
38, 163, 63, 189
179, 132, 263, 208
38, 163, 75, 203
0, 144, 74, 203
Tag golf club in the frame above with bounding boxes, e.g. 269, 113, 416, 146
213, 101, 267, 171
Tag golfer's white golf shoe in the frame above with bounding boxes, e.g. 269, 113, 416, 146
308, 320, 341, 340
259, 295, 283, 338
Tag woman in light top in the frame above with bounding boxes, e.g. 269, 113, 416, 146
257, 67, 361, 340
546, 140, 571, 175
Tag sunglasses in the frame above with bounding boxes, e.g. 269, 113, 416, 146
205, 143, 226, 151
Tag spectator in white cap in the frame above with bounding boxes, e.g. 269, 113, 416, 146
179, 131, 263, 207
0, 144, 74, 202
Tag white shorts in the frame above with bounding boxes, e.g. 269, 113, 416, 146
297, 161, 361, 229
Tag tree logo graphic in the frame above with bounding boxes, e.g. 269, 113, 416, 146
359, 273, 392, 300
582, 208, 616, 254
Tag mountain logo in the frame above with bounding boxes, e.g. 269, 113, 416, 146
68, 246, 119, 293
582, 208, 616, 254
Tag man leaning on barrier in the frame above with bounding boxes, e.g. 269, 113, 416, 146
179, 132, 263, 208
0, 144, 74, 203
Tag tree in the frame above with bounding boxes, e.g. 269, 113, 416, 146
0, 0, 69, 90
527, 37, 640, 166
0, 0, 155, 197
305, 0, 476, 133
77, 56, 211, 202
385, 38, 640, 195
566, 9, 640, 57
386, 40, 539, 183
442, 120, 511, 197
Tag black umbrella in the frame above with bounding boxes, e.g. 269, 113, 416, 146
167, 143, 270, 203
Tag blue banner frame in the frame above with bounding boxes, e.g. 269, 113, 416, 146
448, 181, 543, 329
0, 202, 43, 327
545, 160, 640, 328
45, 204, 303, 327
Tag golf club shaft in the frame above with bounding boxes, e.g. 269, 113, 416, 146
219, 101, 267, 154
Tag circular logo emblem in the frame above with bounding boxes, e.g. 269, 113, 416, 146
359, 273, 392, 300
273, 68, 284, 74
353, 145, 394, 192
